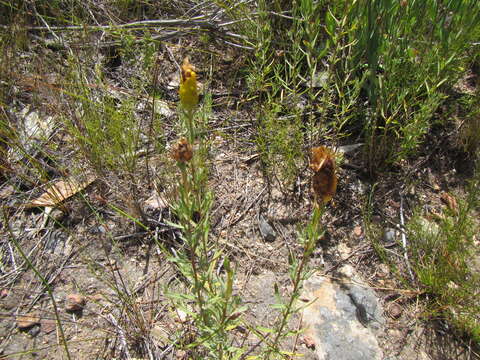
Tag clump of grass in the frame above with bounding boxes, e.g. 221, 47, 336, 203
365, 164, 480, 343
457, 88, 480, 157
256, 104, 304, 187
407, 163, 480, 342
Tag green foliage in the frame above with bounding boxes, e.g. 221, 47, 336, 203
344, 0, 480, 168
457, 89, 480, 156
264, 206, 323, 359
64, 64, 142, 176
2, 0, 480, 356
169, 73, 322, 358
246, 0, 480, 179
166, 96, 246, 358
69, 97, 140, 174
256, 105, 304, 186
407, 165, 480, 342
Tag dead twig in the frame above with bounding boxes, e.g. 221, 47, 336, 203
221, 186, 266, 229
1, 16, 212, 31
109, 313, 131, 359
28, 248, 79, 309
323, 244, 372, 274
399, 194, 415, 282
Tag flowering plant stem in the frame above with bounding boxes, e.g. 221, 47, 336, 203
169, 61, 244, 357
185, 108, 195, 143
266, 206, 323, 359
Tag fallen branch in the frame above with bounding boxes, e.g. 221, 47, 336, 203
0, 16, 212, 31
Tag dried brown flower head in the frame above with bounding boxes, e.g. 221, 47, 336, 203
171, 137, 193, 163
310, 146, 337, 204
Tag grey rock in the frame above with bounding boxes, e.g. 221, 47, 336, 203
28, 324, 41, 337
153, 99, 174, 117
300, 273, 384, 360
383, 228, 397, 244
258, 215, 276, 242
343, 282, 385, 330
336, 143, 364, 154
18, 106, 55, 149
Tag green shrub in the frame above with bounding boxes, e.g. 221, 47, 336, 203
408, 164, 480, 342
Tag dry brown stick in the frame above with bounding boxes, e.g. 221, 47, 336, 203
0, 17, 211, 31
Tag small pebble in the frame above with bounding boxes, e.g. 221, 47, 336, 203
377, 263, 390, 277
0, 288, 8, 298
258, 215, 276, 242
175, 309, 188, 323
50, 209, 65, 222
28, 324, 41, 337
176, 350, 187, 359
41, 319, 56, 334
65, 294, 86, 312
388, 303, 403, 319
302, 334, 316, 349
383, 228, 397, 244
353, 226, 362, 237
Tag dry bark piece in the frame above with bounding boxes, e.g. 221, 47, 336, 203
65, 293, 87, 312
440, 192, 458, 215
17, 314, 41, 330
25, 175, 96, 208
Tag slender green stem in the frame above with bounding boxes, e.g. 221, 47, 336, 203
268, 206, 322, 358
185, 108, 195, 142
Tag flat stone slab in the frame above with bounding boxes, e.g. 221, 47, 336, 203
301, 271, 385, 360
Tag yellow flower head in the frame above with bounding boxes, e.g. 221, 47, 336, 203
179, 57, 199, 111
